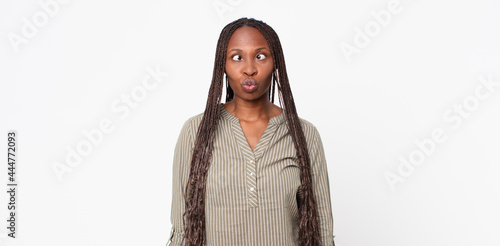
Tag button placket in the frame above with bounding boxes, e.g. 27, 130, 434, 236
246, 158, 258, 207
220, 104, 285, 209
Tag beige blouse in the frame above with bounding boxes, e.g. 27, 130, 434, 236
167, 103, 335, 245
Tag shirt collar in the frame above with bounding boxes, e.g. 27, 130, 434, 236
219, 103, 285, 125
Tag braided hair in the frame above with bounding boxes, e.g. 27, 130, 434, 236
183, 17, 322, 246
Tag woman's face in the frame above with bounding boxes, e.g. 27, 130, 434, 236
225, 26, 274, 102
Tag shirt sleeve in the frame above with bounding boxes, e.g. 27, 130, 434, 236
310, 127, 336, 246
167, 118, 196, 246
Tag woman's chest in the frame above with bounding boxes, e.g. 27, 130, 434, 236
206, 137, 301, 210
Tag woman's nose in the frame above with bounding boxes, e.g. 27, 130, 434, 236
244, 71, 257, 76
243, 61, 257, 76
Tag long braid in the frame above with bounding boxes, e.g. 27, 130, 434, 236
183, 17, 322, 246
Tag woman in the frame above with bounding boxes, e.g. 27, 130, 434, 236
168, 17, 335, 246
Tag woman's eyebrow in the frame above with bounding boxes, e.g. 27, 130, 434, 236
228, 47, 269, 52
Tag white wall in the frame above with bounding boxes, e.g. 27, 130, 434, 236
1, 0, 499, 245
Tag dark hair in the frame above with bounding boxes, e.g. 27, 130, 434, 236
183, 17, 322, 246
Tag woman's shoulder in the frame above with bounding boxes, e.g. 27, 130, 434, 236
296, 116, 322, 142
184, 111, 204, 126
297, 116, 316, 129
297, 116, 320, 131
178, 111, 204, 136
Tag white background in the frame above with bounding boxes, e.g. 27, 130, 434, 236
1, 0, 499, 245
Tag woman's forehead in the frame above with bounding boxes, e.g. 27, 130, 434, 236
227, 26, 269, 50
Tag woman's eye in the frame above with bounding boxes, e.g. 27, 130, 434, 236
256, 54, 267, 60
232, 55, 241, 61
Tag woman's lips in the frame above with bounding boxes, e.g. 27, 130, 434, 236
241, 78, 258, 93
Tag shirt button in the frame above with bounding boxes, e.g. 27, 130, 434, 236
249, 172, 254, 176
248, 160, 255, 164
250, 187, 255, 191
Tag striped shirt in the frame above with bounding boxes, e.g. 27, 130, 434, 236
167, 103, 335, 245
